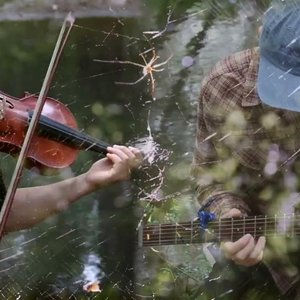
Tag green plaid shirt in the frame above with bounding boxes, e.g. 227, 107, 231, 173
193, 47, 300, 294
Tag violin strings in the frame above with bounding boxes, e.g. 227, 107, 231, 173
35, 113, 109, 152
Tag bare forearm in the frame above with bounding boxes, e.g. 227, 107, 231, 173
3, 145, 142, 233
5, 173, 93, 233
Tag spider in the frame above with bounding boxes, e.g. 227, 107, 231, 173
94, 48, 173, 97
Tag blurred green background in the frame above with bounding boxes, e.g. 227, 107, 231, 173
0, 0, 271, 299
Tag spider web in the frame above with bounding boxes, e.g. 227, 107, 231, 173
0, 0, 272, 299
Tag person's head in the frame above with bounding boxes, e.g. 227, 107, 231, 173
257, 0, 300, 112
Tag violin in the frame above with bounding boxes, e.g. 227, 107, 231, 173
0, 91, 110, 169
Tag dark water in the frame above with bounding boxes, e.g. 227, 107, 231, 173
0, 1, 271, 299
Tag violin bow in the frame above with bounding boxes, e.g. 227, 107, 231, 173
0, 13, 75, 238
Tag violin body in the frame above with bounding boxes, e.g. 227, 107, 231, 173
0, 91, 108, 169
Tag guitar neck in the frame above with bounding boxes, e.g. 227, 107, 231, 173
138, 214, 299, 247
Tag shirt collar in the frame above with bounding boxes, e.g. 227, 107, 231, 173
242, 47, 261, 107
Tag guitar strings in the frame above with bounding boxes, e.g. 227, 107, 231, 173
141, 215, 300, 245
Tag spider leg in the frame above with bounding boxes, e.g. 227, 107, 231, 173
115, 73, 148, 85
149, 72, 156, 96
152, 67, 165, 72
140, 53, 148, 66
139, 47, 155, 62
152, 54, 173, 68
94, 59, 145, 68
140, 47, 155, 56
140, 51, 160, 67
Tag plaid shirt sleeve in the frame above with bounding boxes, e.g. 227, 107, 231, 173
192, 71, 251, 217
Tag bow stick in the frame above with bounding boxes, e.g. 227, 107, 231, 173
0, 12, 75, 238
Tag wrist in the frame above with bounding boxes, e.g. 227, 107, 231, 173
81, 171, 109, 194
69, 173, 95, 201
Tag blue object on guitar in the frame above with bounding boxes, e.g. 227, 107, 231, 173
198, 210, 216, 230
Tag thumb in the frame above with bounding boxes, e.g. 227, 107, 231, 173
221, 208, 243, 219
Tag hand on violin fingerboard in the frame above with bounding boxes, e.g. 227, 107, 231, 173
84, 145, 143, 190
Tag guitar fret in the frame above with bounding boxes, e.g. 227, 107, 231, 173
231, 218, 233, 242
196, 222, 201, 243
286, 214, 291, 237
138, 224, 143, 247
292, 213, 295, 238
219, 218, 221, 242
190, 221, 193, 244
254, 216, 257, 239
274, 215, 277, 236
159, 224, 161, 246
264, 215, 267, 237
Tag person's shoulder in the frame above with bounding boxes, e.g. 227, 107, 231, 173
202, 48, 256, 86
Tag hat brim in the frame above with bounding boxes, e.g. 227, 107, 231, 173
257, 55, 300, 112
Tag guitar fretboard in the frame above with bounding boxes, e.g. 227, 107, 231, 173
138, 214, 299, 247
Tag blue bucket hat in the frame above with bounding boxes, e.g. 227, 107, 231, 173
257, 2, 300, 112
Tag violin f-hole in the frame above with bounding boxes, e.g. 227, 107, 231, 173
0, 96, 4, 120
0, 97, 14, 120
5, 100, 14, 109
